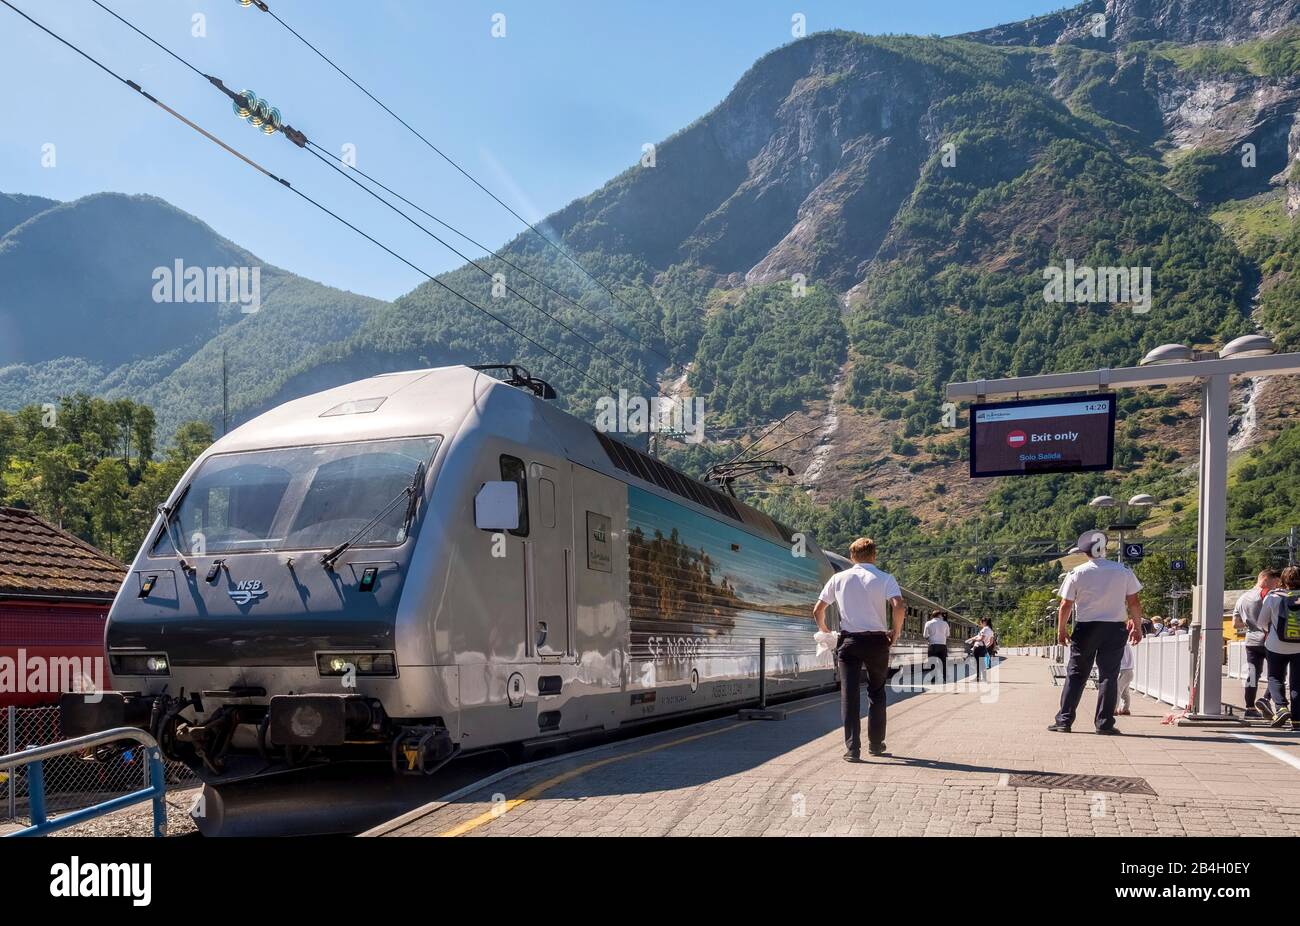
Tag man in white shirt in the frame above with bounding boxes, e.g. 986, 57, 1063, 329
814, 537, 905, 761
923, 610, 951, 683
1049, 530, 1144, 734
966, 618, 996, 679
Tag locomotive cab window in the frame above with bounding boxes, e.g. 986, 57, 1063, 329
500, 455, 530, 537
152, 436, 440, 556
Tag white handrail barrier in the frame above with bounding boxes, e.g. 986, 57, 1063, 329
1226, 641, 1246, 680
1131, 633, 1191, 709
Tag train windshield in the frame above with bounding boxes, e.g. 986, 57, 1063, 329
155, 436, 441, 556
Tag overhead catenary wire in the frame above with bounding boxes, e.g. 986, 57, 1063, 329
301, 144, 666, 398
303, 140, 671, 368
237, 0, 686, 354
87, 0, 675, 402
0, 0, 620, 399
750, 423, 824, 461
722, 412, 795, 466
87, 0, 670, 400
86, 0, 306, 144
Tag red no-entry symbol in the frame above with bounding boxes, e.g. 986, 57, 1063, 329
1007, 430, 1028, 448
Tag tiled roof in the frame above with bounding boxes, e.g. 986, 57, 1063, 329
0, 507, 126, 600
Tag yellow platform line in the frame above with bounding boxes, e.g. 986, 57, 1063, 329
438, 692, 842, 836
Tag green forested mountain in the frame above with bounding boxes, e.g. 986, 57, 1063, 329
5, 0, 1300, 638
0, 192, 386, 435
0, 193, 57, 238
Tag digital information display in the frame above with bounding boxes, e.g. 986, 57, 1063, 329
969, 394, 1116, 478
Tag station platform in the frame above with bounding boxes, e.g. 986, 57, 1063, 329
366, 656, 1300, 837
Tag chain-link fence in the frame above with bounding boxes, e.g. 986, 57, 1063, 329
1, 704, 197, 829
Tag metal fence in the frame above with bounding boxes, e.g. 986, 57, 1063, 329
1, 705, 196, 828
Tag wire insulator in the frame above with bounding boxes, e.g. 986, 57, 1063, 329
233, 88, 256, 119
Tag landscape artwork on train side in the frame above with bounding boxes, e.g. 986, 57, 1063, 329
625, 486, 826, 686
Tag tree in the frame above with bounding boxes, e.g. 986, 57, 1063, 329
33, 447, 79, 528
131, 405, 156, 472
1134, 553, 1196, 621
0, 398, 212, 556
83, 458, 130, 558
1001, 587, 1059, 645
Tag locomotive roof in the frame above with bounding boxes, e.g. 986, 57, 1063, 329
208, 366, 482, 454
206, 365, 811, 552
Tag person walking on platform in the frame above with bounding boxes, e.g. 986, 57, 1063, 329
924, 609, 950, 683
1235, 569, 1282, 719
1116, 640, 1136, 716
1254, 565, 1300, 729
1048, 530, 1143, 735
814, 537, 905, 762
967, 618, 994, 680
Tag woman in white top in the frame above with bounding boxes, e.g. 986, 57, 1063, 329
1254, 565, 1300, 729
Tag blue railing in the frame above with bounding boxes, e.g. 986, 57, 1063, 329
0, 728, 168, 837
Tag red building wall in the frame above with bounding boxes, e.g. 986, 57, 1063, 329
0, 600, 109, 707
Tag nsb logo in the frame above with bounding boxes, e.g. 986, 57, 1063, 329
229, 580, 267, 606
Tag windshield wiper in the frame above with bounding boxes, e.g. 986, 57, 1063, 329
156, 501, 195, 575
320, 462, 426, 572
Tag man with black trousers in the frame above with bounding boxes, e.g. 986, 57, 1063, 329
923, 609, 951, 683
1049, 530, 1144, 735
814, 537, 905, 761
1234, 568, 1282, 719
1253, 565, 1300, 728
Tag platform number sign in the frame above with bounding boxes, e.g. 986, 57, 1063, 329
1171, 559, 1187, 572
976, 563, 991, 576
1124, 543, 1144, 561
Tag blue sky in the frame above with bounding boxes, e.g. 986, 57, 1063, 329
1, 0, 1063, 300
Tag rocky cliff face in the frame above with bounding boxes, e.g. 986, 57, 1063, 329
6, 0, 1300, 539
961, 0, 1300, 213
270, 2, 1300, 515
965, 0, 1300, 48
546, 35, 974, 291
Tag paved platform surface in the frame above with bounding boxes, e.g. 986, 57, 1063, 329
370, 656, 1300, 837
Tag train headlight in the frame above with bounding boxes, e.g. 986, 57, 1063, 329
316, 652, 397, 677
109, 652, 171, 677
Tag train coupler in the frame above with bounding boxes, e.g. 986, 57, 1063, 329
390, 725, 455, 776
